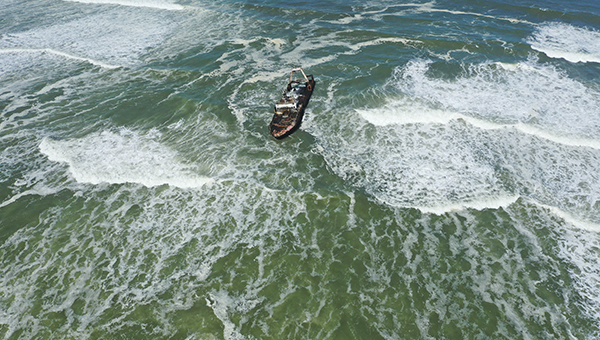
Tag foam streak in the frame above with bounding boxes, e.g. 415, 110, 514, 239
63, 0, 184, 10
0, 48, 120, 69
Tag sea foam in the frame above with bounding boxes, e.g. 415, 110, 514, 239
528, 22, 600, 64
0, 48, 119, 69
39, 130, 212, 188
64, 0, 184, 10
313, 58, 600, 219
0, 10, 174, 67
388, 59, 600, 140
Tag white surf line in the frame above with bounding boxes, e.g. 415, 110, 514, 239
463, 116, 600, 150
39, 136, 214, 189
530, 45, 600, 64
0, 48, 120, 69
512, 122, 600, 150
359, 108, 600, 150
63, 0, 184, 10
349, 37, 422, 51
0, 187, 59, 209
414, 195, 521, 215
374, 194, 521, 215
374, 2, 536, 26
527, 199, 600, 233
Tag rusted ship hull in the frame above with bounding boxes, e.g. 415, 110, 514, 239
269, 68, 315, 139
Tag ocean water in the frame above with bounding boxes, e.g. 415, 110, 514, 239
1, 0, 600, 339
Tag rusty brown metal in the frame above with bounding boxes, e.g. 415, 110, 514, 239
269, 68, 316, 139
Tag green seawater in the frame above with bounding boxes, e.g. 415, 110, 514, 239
1, 0, 600, 339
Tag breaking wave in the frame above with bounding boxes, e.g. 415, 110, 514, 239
39, 130, 212, 188
64, 0, 184, 10
528, 22, 600, 64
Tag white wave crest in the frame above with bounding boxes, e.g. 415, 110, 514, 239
357, 102, 600, 150
0, 48, 119, 69
39, 130, 212, 188
64, 0, 184, 10
528, 22, 600, 63
388, 59, 600, 141
406, 194, 520, 215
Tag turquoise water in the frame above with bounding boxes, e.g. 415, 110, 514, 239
2, 0, 600, 339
